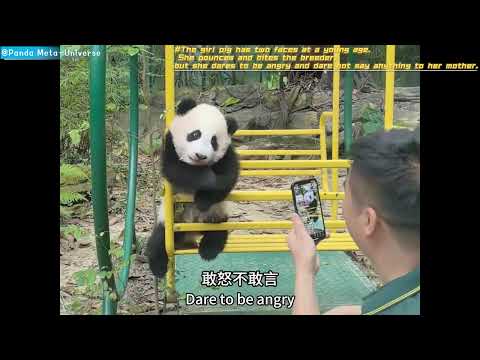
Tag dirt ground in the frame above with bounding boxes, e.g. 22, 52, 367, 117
60, 151, 380, 315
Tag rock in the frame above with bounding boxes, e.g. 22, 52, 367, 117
78, 238, 91, 248
197, 88, 216, 104
262, 90, 281, 111
231, 106, 261, 129
289, 111, 318, 129
256, 111, 283, 129
339, 102, 366, 127
291, 92, 312, 112
226, 84, 257, 100
312, 91, 330, 107
287, 86, 301, 108
241, 91, 261, 108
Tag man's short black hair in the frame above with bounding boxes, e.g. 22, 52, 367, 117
349, 127, 420, 236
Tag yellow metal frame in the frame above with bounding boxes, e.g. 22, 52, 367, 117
161, 45, 396, 301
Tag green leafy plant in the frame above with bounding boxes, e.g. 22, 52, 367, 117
221, 96, 241, 107
360, 103, 383, 135
263, 72, 281, 90
60, 164, 89, 219
60, 224, 87, 239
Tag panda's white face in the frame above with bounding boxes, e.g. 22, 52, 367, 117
169, 103, 232, 166
304, 190, 315, 204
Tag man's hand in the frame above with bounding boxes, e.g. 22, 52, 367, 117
287, 214, 328, 276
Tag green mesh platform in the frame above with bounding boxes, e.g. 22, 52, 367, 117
174, 251, 377, 314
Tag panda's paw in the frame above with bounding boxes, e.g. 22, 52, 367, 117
198, 232, 228, 261
204, 213, 228, 223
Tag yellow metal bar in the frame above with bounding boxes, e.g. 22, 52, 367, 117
384, 45, 395, 130
228, 233, 350, 240
240, 159, 351, 169
227, 236, 353, 244
234, 129, 322, 136
221, 242, 356, 248
331, 45, 341, 230
174, 220, 346, 232
237, 149, 323, 156
240, 169, 324, 177
174, 190, 344, 202
164, 45, 176, 302
319, 112, 331, 192
175, 242, 359, 254
182, 233, 351, 243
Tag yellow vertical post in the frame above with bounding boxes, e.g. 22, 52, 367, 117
164, 45, 177, 303
319, 113, 329, 192
331, 45, 341, 230
384, 45, 395, 130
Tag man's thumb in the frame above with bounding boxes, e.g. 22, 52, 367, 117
292, 213, 309, 238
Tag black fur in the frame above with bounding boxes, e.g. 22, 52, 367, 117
146, 223, 169, 278
198, 231, 228, 260
225, 116, 238, 135
147, 224, 229, 278
177, 98, 197, 115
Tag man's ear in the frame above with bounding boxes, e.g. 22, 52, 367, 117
225, 116, 238, 136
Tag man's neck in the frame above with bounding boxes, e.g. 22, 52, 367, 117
369, 239, 420, 284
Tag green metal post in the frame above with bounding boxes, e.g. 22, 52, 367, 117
89, 45, 117, 315
343, 47, 355, 154
117, 53, 139, 297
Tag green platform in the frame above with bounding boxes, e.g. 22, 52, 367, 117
174, 251, 377, 314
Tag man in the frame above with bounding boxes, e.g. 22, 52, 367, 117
287, 127, 420, 315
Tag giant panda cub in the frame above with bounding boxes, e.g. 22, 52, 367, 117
303, 189, 318, 222
147, 98, 239, 279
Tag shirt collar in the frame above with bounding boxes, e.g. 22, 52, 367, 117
362, 266, 420, 315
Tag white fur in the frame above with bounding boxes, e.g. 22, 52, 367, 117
169, 103, 231, 166
156, 199, 165, 225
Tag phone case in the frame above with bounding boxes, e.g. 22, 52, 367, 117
291, 178, 326, 244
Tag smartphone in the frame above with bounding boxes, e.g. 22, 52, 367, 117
291, 178, 326, 244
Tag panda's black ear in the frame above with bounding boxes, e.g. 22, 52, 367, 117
177, 98, 197, 115
225, 116, 238, 136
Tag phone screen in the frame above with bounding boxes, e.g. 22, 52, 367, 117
291, 179, 326, 244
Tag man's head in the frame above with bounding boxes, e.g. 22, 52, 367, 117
343, 127, 420, 257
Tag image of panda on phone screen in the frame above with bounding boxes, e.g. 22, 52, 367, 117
292, 179, 326, 243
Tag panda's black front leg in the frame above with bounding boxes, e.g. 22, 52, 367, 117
194, 190, 227, 212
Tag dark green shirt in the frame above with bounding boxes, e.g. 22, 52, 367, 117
362, 266, 420, 315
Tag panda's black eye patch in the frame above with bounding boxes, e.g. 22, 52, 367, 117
187, 130, 201, 142
211, 135, 218, 151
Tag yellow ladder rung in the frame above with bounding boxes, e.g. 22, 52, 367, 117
234, 129, 322, 136
174, 220, 346, 232
185, 233, 351, 243
240, 170, 323, 177
175, 241, 359, 255
240, 159, 351, 169
227, 237, 352, 244
174, 190, 344, 202
237, 149, 323, 156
